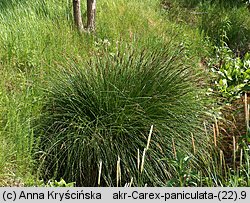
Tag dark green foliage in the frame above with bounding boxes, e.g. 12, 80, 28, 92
165, 0, 250, 53
199, 4, 250, 53
37, 45, 210, 186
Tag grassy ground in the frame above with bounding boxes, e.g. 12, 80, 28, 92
0, 0, 249, 186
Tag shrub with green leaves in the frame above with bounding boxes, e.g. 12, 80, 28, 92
36, 44, 211, 186
211, 47, 250, 100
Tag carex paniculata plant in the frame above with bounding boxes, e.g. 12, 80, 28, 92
37, 44, 211, 186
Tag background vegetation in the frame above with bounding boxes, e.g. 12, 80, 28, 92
0, 0, 249, 186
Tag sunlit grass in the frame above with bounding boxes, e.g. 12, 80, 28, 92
36, 44, 210, 186
0, 0, 248, 186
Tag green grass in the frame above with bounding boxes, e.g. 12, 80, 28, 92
0, 0, 249, 186
164, 0, 250, 53
36, 43, 210, 186
0, 68, 41, 185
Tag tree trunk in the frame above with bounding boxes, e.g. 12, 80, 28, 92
73, 0, 83, 31
87, 0, 96, 31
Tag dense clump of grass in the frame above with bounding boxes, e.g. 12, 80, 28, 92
0, 0, 184, 184
36, 44, 211, 186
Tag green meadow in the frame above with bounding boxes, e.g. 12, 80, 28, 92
0, 0, 249, 186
